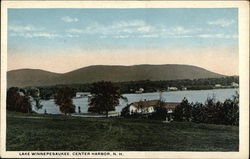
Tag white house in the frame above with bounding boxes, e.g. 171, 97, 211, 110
135, 88, 144, 94
181, 87, 187, 91
231, 82, 239, 87
168, 87, 178, 91
215, 84, 222, 88
128, 100, 179, 115
75, 92, 91, 98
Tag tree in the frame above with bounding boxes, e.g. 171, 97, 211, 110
173, 98, 192, 121
7, 87, 32, 113
34, 98, 43, 110
54, 87, 75, 115
88, 81, 126, 117
39, 88, 54, 100
221, 92, 239, 125
26, 87, 43, 110
192, 102, 205, 123
203, 97, 224, 124
26, 87, 39, 98
148, 100, 167, 120
121, 104, 130, 117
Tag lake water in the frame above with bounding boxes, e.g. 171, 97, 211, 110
32, 88, 239, 114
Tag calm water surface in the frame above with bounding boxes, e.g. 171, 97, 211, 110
32, 88, 238, 114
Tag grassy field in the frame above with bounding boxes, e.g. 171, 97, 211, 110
6, 111, 239, 151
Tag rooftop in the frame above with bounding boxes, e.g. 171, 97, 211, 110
131, 100, 180, 109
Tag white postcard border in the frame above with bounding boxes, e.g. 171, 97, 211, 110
1, 1, 249, 158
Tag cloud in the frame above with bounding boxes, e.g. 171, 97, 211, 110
9, 25, 43, 32
111, 20, 145, 28
10, 32, 82, 39
9, 24, 79, 39
140, 34, 159, 38
66, 20, 204, 38
65, 34, 80, 38
10, 32, 62, 39
170, 26, 192, 34
197, 34, 237, 39
207, 19, 235, 27
67, 20, 154, 35
114, 35, 131, 39
67, 28, 84, 34
9, 24, 62, 39
61, 16, 78, 23
67, 22, 221, 39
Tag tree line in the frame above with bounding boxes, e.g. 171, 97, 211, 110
6, 81, 125, 117
121, 92, 239, 126
7, 81, 239, 126
34, 76, 238, 99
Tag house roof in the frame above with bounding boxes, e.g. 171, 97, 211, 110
131, 100, 179, 109
163, 103, 179, 109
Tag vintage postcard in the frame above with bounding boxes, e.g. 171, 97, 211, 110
1, 1, 249, 158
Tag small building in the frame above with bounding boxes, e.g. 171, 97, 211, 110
181, 87, 187, 91
168, 87, 178, 91
75, 92, 91, 98
231, 82, 239, 88
215, 84, 222, 88
135, 88, 144, 94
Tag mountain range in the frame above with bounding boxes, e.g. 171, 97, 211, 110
7, 64, 225, 88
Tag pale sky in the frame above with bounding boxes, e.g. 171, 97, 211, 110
8, 8, 238, 75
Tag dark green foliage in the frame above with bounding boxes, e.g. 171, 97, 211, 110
203, 98, 223, 124
192, 103, 206, 123
221, 92, 239, 125
25, 87, 43, 110
148, 101, 167, 120
173, 92, 239, 125
26, 87, 39, 98
7, 111, 239, 151
121, 104, 130, 117
54, 87, 75, 115
7, 87, 32, 113
149, 105, 168, 120
173, 98, 192, 122
39, 88, 54, 100
34, 98, 43, 110
88, 81, 126, 117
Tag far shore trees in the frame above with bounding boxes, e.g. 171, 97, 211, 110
54, 87, 75, 115
88, 81, 127, 117
7, 87, 32, 113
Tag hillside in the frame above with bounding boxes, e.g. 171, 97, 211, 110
7, 64, 225, 88
7, 69, 61, 88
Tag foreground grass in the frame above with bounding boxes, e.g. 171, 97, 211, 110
7, 111, 238, 151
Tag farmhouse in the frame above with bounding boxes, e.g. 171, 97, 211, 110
129, 100, 179, 115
